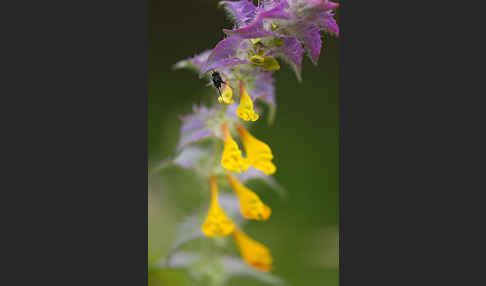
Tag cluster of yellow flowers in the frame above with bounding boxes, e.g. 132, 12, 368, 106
202, 81, 276, 272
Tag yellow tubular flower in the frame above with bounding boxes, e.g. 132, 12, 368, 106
217, 83, 234, 105
236, 125, 276, 175
221, 122, 250, 173
201, 176, 235, 237
233, 228, 273, 272
226, 174, 271, 221
250, 38, 262, 46
248, 55, 280, 71
236, 81, 259, 122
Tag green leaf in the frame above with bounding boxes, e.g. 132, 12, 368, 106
221, 256, 287, 285
156, 252, 287, 285
237, 167, 287, 199
165, 215, 205, 266
149, 158, 173, 177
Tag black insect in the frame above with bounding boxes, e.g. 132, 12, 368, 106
211, 71, 225, 96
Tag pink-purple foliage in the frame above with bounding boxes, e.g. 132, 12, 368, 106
174, 0, 339, 139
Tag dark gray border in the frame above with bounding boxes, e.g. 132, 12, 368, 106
1, 0, 148, 284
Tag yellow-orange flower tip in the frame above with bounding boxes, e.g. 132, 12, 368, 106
236, 125, 276, 175
201, 176, 235, 237
236, 81, 259, 122
221, 123, 250, 173
226, 174, 271, 221
217, 84, 234, 105
233, 228, 273, 272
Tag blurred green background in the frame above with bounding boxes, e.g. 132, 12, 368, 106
149, 0, 339, 285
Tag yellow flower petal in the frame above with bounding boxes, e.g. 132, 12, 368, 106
221, 123, 250, 173
249, 54, 265, 64
261, 57, 280, 71
248, 55, 280, 71
217, 84, 234, 105
250, 38, 262, 46
236, 81, 259, 122
236, 125, 276, 175
221, 139, 247, 173
201, 176, 235, 237
226, 174, 271, 221
233, 228, 273, 272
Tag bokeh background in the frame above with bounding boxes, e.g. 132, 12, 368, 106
149, 0, 339, 285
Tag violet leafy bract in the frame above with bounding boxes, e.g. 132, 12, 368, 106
200, 36, 244, 76
275, 36, 304, 80
220, 0, 257, 27
296, 23, 322, 65
257, 0, 292, 20
177, 105, 213, 151
173, 50, 211, 72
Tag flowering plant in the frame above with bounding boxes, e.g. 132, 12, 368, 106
152, 0, 338, 284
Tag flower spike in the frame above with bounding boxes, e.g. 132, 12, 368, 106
201, 176, 235, 237
236, 124, 276, 175
226, 174, 271, 221
170, 0, 339, 275
233, 228, 273, 272
221, 122, 250, 173
236, 81, 259, 122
